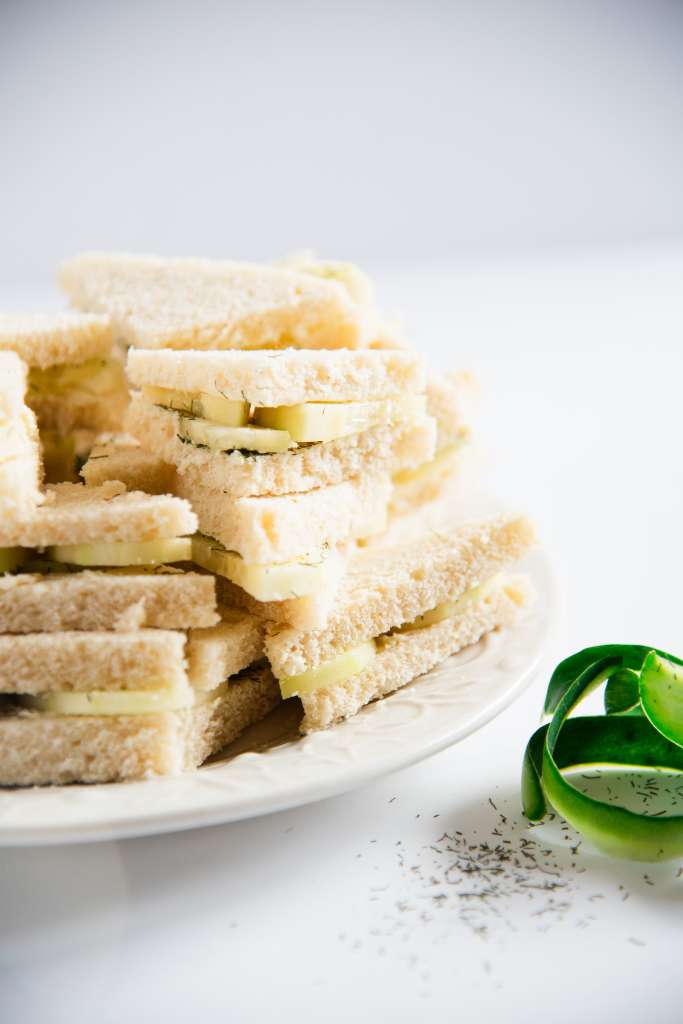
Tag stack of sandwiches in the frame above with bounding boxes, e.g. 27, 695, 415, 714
0, 479, 277, 785
0, 251, 535, 786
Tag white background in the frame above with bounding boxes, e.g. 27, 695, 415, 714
2, 2, 683, 1021
2, 0, 683, 281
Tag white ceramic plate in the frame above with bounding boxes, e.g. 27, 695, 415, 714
0, 550, 558, 846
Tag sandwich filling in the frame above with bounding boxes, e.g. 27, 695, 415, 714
18, 678, 230, 716
277, 575, 512, 699
0, 537, 194, 572
145, 385, 426, 454
191, 533, 343, 602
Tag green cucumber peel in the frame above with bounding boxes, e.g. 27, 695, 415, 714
522, 644, 683, 861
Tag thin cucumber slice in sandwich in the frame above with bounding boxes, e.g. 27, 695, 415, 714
396, 576, 501, 632
143, 385, 249, 427
178, 417, 293, 454
191, 534, 334, 601
47, 537, 193, 567
253, 395, 425, 444
20, 680, 228, 716
279, 640, 377, 699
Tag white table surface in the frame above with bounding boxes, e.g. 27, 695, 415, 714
2, 246, 683, 1023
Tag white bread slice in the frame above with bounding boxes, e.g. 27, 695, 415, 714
0, 352, 43, 523
265, 514, 535, 678
0, 629, 188, 694
58, 252, 370, 350
0, 570, 218, 633
0, 480, 196, 547
0, 602, 263, 695
124, 395, 436, 497
186, 606, 265, 691
127, 347, 424, 404
175, 473, 391, 562
82, 436, 177, 493
0, 312, 113, 369
299, 576, 532, 731
0, 663, 279, 785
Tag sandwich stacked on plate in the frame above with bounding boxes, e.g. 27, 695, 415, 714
62, 251, 535, 742
122, 347, 434, 628
0, 351, 278, 784
0, 478, 278, 784
0, 311, 128, 481
0, 352, 43, 525
266, 516, 533, 731
61, 251, 436, 629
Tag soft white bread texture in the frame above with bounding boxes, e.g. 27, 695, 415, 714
58, 252, 370, 350
0, 352, 43, 522
186, 607, 265, 690
127, 348, 425, 404
125, 395, 436, 497
299, 576, 532, 731
0, 629, 188, 694
82, 438, 177, 493
0, 570, 218, 633
0, 480, 196, 547
80, 440, 391, 562
0, 312, 113, 369
265, 514, 535, 678
0, 663, 279, 784
176, 474, 391, 562
0, 604, 263, 695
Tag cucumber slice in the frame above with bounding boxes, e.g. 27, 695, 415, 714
0, 547, 27, 573
47, 537, 193, 567
396, 577, 500, 632
279, 640, 376, 699
253, 395, 426, 443
179, 416, 292, 454
143, 386, 249, 427
197, 393, 249, 427
639, 652, 683, 747
191, 534, 332, 601
20, 680, 228, 716
253, 400, 378, 443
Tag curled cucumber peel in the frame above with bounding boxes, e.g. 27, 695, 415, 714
522, 645, 683, 861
